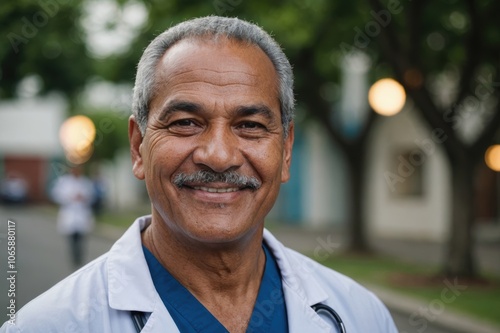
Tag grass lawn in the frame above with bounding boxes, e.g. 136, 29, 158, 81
319, 253, 500, 326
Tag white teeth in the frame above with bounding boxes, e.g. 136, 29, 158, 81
193, 186, 239, 193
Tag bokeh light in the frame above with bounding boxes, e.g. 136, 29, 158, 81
368, 78, 406, 116
485, 145, 500, 172
59, 115, 96, 165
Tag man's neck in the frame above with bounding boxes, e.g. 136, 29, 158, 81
141, 215, 266, 332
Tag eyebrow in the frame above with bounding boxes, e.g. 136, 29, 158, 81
234, 104, 276, 122
159, 101, 202, 120
159, 100, 278, 122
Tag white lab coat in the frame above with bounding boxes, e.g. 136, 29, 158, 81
51, 174, 95, 235
1, 216, 397, 333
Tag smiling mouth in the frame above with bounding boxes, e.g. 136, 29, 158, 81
192, 186, 240, 193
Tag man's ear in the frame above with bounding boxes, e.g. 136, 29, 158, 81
281, 122, 294, 183
129, 115, 145, 180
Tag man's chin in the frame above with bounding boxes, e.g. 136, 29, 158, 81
183, 223, 262, 248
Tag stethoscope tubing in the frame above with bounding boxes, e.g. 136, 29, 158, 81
131, 311, 147, 332
311, 303, 347, 333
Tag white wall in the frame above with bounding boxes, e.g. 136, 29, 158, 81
0, 94, 66, 156
365, 106, 451, 242
303, 122, 348, 227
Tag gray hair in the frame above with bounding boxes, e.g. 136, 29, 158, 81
132, 16, 294, 137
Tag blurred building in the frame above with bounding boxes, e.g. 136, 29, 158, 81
365, 106, 451, 242
0, 94, 66, 202
271, 51, 500, 242
271, 106, 500, 242
0, 93, 145, 208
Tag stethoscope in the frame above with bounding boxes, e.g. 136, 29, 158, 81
311, 303, 347, 333
131, 302, 346, 332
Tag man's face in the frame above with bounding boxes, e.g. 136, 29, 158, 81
129, 38, 293, 245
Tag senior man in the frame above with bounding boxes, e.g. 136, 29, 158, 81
1, 16, 397, 333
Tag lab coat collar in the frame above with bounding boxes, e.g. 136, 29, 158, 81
107, 216, 158, 312
107, 217, 182, 331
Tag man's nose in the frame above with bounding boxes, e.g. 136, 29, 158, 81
192, 126, 244, 173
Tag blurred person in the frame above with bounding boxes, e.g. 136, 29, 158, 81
50, 165, 95, 268
0, 17, 397, 333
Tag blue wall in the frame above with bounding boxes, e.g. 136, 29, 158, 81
271, 127, 304, 224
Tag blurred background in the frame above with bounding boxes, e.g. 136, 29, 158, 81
0, 0, 499, 332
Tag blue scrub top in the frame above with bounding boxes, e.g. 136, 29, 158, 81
143, 243, 288, 333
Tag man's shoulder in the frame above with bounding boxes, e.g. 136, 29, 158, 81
279, 245, 396, 331
264, 232, 361, 289
25, 254, 110, 305
264, 230, 376, 297
2, 255, 111, 332
1, 218, 154, 333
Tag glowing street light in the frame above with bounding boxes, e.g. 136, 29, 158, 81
368, 78, 406, 116
59, 115, 96, 165
485, 145, 500, 172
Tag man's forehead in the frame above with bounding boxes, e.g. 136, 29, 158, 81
156, 37, 275, 81
150, 37, 280, 109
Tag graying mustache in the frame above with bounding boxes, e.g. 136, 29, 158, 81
172, 171, 261, 190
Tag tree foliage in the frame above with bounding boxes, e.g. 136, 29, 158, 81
86, 110, 129, 162
0, 0, 92, 99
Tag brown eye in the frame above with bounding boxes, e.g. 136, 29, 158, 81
172, 119, 196, 127
166, 118, 202, 136
239, 121, 265, 129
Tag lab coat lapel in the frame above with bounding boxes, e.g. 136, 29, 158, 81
283, 289, 336, 333
107, 217, 156, 312
106, 216, 180, 332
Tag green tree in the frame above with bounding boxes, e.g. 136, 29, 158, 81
1, 0, 133, 163
0, 0, 92, 100
86, 111, 129, 162
365, 0, 500, 277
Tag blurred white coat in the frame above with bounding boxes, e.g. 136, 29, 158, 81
51, 172, 95, 235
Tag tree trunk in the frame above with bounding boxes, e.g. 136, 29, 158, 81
445, 156, 477, 277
